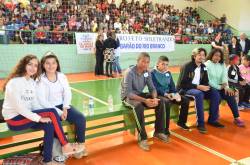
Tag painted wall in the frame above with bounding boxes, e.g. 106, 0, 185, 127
238, 0, 250, 36
0, 44, 211, 78
197, 0, 250, 35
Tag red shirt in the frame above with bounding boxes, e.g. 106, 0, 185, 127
35, 31, 46, 39
133, 23, 142, 32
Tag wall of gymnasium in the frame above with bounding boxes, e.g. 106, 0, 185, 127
197, 0, 250, 36
238, 0, 250, 36
0, 44, 211, 79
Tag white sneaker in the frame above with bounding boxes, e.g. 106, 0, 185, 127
73, 143, 88, 159
153, 133, 169, 143
138, 140, 150, 151
238, 105, 245, 111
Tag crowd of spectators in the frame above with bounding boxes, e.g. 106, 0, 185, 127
0, 0, 233, 44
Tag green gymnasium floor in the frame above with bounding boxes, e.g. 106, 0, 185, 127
70, 73, 179, 116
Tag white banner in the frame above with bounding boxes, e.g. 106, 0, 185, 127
75, 33, 175, 54
75, 32, 97, 54
118, 34, 175, 53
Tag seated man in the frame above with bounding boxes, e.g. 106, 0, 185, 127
177, 48, 222, 134
121, 52, 169, 151
151, 56, 190, 131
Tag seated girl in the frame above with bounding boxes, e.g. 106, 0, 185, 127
2, 55, 83, 164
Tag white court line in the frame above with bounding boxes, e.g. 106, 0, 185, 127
69, 77, 121, 84
71, 87, 108, 106
170, 131, 237, 163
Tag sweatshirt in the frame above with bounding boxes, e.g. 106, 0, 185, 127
2, 77, 42, 122
151, 68, 177, 96
205, 60, 228, 90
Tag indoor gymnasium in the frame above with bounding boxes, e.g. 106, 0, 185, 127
0, 0, 250, 164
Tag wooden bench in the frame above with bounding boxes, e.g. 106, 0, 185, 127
0, 100, 215, 159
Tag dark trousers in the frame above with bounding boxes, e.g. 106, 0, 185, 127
105, 61, 113, 76
95, 55, 104, 75
229, 82, 250, 103
124, 93, 170, 140
213, 89, 240, 119
160, 95, 190, 125
6, 108, 68, 162
186, 88, 220, 126
186, 88, 240, 125
56, 105, 86, 143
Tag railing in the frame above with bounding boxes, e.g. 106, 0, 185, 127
197, 6, 239, 35
0, 29, 76, 44
0, 29, 231, 45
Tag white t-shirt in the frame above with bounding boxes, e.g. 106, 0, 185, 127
240, 40, 246, 51
192, 67, 201, 85
44, 78, 64, 107
36, 72, 72, 116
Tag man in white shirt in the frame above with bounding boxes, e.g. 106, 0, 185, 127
240, 33, 250, 56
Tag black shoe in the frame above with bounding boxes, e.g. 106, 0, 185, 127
197, 126, 207, 134
208, 122, 225, 128
177, 122, 190, 131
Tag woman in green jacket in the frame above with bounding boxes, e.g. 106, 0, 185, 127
205, 48, 245, 127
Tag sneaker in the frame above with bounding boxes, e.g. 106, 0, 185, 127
63, 143, 84, 157
138, 140, 150, 151
208, 122, 225, 128
53, 155, 67, 163
197, 126, 207, 134
73, 143, 88, 159
177, 122, 191, 131
73, 150, 88, 159
153, 133, 169, 143
234, 118, 245, 127
238, 103, 245, 111
241, 102, 250, 109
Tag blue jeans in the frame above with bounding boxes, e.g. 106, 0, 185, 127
113, 56, 122, 74
56, 105, 86, 143
213, 89, 239, 119
186, 88, 220, 126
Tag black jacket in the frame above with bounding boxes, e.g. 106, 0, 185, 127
242, 38, 250, 55
228, 43, 242, 56
95, 40, 104, 57
116, 38, 120, 48
227, 65, 244, 84
177, 60, 209, 94
104, 37, 118, 49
